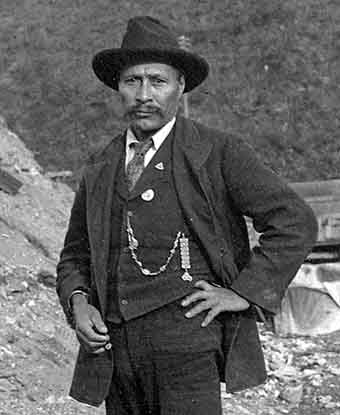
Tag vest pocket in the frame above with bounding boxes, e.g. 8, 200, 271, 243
219, 248, 239, 286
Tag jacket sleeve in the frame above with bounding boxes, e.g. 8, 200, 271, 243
222, 135, 318, 314
56, 176, 91, 327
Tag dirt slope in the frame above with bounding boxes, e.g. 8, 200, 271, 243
0, 116, 73, 271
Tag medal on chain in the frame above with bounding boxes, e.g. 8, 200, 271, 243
180, 234, 193, 281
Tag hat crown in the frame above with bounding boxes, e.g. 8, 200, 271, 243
122, 16, 179, 50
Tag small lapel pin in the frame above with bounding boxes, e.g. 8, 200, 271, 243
155, 162, 164, 170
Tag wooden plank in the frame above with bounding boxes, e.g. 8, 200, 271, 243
290, 179, 340, 199
0, 168, 22, 195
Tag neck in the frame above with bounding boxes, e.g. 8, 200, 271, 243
130, 126, 159, 142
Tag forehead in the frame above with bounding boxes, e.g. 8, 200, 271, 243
120, 62, 179, 78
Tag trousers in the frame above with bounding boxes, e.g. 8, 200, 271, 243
105, 298, 224, 415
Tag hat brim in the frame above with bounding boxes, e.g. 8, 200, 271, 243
92, 48, 209, 93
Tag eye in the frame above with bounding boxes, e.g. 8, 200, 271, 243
151, 77, 167, 86
123, 77, 139, 85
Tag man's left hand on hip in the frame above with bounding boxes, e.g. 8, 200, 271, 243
181, 280, 250, 327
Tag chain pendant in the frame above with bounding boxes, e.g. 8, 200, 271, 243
181, 271, 193, 282
180, 234, 193, 282
131, 236, 139, 249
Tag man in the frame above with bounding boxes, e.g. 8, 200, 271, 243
56, 16, 317, 415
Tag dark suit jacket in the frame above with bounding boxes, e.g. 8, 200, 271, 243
56, 116, 317, 406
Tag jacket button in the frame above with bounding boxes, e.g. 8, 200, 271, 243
121, 299, 128, 305
123, 247, 130, 253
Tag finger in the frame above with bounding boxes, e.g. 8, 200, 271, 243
77, 322, 110, 343
78, 340, 108, 353
76, 329, 109, 348
90, 309, 109, 334
75, 333, 92, 351
92, 347, 106, 354
194, 280, 214, 291
201, 307, 221, 327
184, 300, 213, 319
91, 341, 112, 354
181, 290, 209, 307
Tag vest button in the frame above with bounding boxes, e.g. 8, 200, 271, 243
121, 299, 128, 305
123, 247, 130, 254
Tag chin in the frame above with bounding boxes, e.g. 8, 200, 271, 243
133, 118, 165, 133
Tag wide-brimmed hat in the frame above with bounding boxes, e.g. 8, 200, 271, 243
92, 16, 209, 93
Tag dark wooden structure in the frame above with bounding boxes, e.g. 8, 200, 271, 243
290, 180, 340, 263
0, 168, 22, 195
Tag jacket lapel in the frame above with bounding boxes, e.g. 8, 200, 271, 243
85, 135, 125, 315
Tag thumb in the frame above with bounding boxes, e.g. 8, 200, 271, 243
194, 280, 213, 291
89, 306, 108, 334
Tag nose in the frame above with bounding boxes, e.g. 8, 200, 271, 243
136, 80, 152, 103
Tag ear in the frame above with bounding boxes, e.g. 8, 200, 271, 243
178, 74, 186, 95
117, 73, 123, 92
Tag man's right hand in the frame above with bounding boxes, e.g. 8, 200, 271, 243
71, 293, 111, 354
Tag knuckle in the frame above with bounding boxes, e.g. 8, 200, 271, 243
214, 303, 223, 313
208, 307, 218, 317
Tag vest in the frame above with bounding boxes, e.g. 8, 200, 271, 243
106, 131, 216, 322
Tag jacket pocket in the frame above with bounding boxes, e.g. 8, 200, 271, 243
70, 345, 113, 406
223, 312, 266, 392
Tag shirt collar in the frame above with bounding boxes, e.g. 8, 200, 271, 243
126, 117, 176, 151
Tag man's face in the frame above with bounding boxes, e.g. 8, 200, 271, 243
118, 62, 185, 139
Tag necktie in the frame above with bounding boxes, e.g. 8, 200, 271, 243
126, 138, 153, 191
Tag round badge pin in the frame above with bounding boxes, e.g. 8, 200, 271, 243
141, 189, 155, 201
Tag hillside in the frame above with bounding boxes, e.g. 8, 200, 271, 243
1, 0, 340, 186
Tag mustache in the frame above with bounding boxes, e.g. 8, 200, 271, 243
127, 105, 161, 115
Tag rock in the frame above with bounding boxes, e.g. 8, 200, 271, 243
318, 394, 339, 408
0, 378, 15, 399
5, 316, 16, 325
280, 383, 304, 405
0, 345, 15, 359
37, 270, 56, 288
45, 394, 56, 404
272, 364, 300, 381
0, 286, 7, 299
329, 366, 340, 376
310, 375, 323, 387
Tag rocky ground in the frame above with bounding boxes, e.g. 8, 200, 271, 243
1, 264, 340, 415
